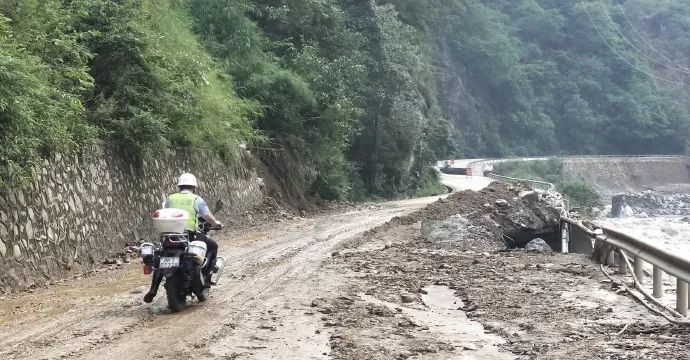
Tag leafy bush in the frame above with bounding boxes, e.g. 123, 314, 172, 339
561, 182, 601, 209
0, 14, 96, 186
494, 159, 563, 184
413, 168, 446, 197
495, 159, 601, 209
0, 0, 262, 188
77, 0, 262, 159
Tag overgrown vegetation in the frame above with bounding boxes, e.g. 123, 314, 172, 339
494, 159, 601, 208
2, 0, 690, 200
428, 0, 690, 157
491, 159, 565, 185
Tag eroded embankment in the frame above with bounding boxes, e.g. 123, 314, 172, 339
320, 183, 690, 359
562, 157, 690, 197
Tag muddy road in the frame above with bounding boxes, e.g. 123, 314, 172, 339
3, 184, 689, 360
0, 197, 439, 360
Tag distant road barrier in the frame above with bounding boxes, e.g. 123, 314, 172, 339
466, 154, 690, 177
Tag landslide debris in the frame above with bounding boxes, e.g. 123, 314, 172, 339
321, 190, 689, 359
390, 182, 562, 251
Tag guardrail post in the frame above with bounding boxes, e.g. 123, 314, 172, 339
653, 266, 663, 298
592, 236, 603, 264
634, 256, 644, 284
677, 279, 688, 316
617, 251, 627, 274
606, 247, 615, 266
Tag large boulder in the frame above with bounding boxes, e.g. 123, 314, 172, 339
421, 215, 506, 251
519, 191, 540, 204
524, 238, 552, 252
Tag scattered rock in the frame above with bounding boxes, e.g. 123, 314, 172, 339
495, 199, 510, 207
258, 325, 277, 331
397, 319, 418, 328
367, 303, 395, 317
318, 307, 333, 315
400, 293, 416, 303
524, 238, 552, 252
463, 343, 478, 351
519, 191, 539, 203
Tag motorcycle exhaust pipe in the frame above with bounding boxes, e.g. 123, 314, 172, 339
212, 257, 227, 285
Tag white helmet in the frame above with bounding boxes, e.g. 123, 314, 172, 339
178, 173, 198, 188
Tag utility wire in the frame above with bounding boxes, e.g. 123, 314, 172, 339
614, 0, 690, 72
579, 0, 690, 87
597, 0, 690, 75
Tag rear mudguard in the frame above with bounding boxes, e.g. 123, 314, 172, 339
145, 250, 205, 302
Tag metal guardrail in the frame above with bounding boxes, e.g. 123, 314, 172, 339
467, 154, 690, 177
485, 173, 555, 192
562, 216, 690, 316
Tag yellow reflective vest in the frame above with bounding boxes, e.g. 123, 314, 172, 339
166, 192, 199, 231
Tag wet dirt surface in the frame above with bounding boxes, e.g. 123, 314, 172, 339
321, 220, 690, 360
3, 179, 690, 359
0, 196, 441, 360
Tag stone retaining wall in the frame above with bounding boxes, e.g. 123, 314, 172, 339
562, 157, 690, 197
0, 146, 262, 293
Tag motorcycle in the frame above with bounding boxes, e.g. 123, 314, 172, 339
139, 201, 226, 312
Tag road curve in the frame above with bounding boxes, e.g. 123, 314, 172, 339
0, 196, 441, 360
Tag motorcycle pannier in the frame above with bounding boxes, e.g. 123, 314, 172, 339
188, 241, 208, 259
152, 208, 190, 234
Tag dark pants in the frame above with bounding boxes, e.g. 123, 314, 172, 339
191, 232, 218, 274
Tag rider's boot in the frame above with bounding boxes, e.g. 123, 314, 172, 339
144, 270, 162, 303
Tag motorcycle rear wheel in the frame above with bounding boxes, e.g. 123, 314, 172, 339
165, 275, 186, 312
192, 266, 209, 302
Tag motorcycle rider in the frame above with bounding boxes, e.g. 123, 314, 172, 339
164, 173, 222, 283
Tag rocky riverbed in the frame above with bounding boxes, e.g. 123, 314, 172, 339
611, 191, 690, 217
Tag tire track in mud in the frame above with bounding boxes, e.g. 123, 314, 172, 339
0, 197, 438, 360
93, 206, 425, 359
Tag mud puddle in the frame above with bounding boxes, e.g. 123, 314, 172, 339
361, 286, 513, 359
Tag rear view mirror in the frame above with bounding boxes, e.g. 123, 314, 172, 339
214, 200, 224, 213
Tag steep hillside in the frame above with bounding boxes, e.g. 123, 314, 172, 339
2, 0, 690, 200
413, 0, 690, 157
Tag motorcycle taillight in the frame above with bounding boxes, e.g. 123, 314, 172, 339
162, 238, 185, 249
143, 264, 152, 275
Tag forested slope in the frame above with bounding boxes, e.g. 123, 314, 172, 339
428, 0, 690, 157
1, 0, 689, 200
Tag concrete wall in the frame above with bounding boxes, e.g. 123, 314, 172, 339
562, 157, 690, 196
0, 146, 262, 293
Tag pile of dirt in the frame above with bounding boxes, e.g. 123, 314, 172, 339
388, 182, 562, 250
393, 182, 529, 224
323, 222, 689, 359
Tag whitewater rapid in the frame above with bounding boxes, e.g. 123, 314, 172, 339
597, 216, 690, 259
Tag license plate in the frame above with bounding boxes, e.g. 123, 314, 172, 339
159, 257, 180, 269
